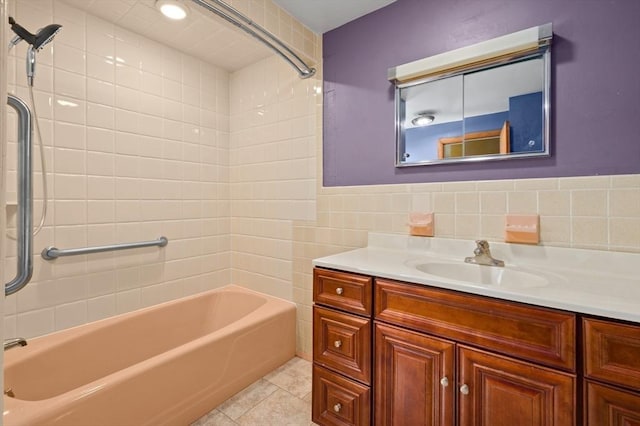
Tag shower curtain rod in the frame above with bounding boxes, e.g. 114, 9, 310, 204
190, 0, 316, 79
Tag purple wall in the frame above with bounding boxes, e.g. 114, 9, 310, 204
323, 0, 640, 186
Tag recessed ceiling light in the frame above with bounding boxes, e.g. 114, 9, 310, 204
156, 0, 188, 20
411, 114, 435, 127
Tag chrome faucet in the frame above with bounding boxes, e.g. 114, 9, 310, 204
464, 240, 504, 267
4, 338, 27, 351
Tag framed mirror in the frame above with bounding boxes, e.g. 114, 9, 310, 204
392, 25, 552, 167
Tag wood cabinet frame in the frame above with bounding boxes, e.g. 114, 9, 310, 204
312, 267, 640, 426
437, 120, 510, 159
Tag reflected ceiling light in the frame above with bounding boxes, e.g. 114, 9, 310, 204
411, 114, 435, 127
156, 0, 189, 20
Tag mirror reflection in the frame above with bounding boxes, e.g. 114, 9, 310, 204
397, 52, 549, 166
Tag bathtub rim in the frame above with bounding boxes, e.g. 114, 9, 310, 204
4, 284, 296, 404
5, 284, 294, 361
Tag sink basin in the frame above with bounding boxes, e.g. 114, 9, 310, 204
414, 262, 549, 288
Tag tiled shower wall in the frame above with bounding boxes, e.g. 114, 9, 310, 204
229, 55, 319, 301
4, 0, 231, 338
1, 0, 8, 372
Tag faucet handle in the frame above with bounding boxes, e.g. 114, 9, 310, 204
475, 240, 490, 253
4, 337, 27, 351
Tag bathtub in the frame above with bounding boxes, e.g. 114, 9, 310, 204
3, 285, 296, 426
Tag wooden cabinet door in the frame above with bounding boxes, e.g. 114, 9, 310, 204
585, 381, 640, 426
374, 323, 455, 426
458, 346, 575, 426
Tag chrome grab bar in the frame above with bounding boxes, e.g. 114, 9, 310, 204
5, 95, 33, 296
41, 236, 169, 260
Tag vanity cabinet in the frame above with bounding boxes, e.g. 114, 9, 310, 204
312, 268, 372, 426
313, 266, 640, 426
374, 278, 576, 426
583, 318, 640, 425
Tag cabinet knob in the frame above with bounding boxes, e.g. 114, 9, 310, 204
333, 403, 342, 413
440, 377, 449, 387
334, 340, 342, 348
460, 384, 470, 395
336, 287, 344, 295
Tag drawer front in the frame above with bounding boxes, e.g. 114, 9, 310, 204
314, 268, 372, 316
312, 365, 371, 426
375, 278, 576, 371
585, 381, 640, 426
314, 306, 372, 384
584, 318, 640, 390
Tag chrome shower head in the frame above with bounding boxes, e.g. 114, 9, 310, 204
8, 17, 62, 86
8, 17, 62, 50
33, 23, 63, 51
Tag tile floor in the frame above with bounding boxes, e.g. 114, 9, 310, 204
192, 357, 318, 426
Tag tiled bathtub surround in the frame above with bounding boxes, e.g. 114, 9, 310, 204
229, 55, 319, 300
4, 0, 232, 338
2, 0, 324, 353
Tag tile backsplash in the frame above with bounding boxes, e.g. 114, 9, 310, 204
291, 174, 640, 357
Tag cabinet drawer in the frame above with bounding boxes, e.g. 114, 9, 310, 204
312, 365, 371, 426
375, 278, 576, 371
585, 381, 640, 426
314, 268, 372, 316
584, 318, 640, 390
314, 306, 371, 384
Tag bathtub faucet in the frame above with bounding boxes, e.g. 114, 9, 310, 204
4, 337, 27, 350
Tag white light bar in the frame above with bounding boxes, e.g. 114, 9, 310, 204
388, 23, 552, 83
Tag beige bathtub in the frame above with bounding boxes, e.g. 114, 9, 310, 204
3, 285, 296, 426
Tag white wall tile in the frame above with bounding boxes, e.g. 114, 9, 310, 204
55, 121, 85, 150
87, 102, 114, 129
87, 54, 115, 82
54, 44, 86, 75
55, 300, 87, 330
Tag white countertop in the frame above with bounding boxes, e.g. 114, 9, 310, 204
312, 233, 640, 323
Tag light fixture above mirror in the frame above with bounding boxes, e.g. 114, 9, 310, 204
390, 24, 552, 167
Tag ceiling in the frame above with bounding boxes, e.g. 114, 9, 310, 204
60, 0, 397, 73
272, 0, 397, 34
60, 0, 280, 71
